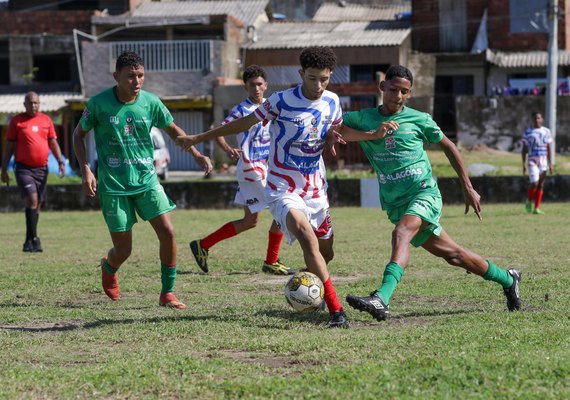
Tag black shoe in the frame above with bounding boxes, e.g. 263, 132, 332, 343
503, 269, 521, 311
32, 237, 43, 252
22, 240, 34, 252
329, 310, 349, 328
189, 240, 208, 273
346, 292, 389, 321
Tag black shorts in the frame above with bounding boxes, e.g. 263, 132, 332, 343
15, 162, 48, 202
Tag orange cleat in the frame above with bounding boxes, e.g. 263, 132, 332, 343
159, 292, 187, 310
100, 257, 120, 301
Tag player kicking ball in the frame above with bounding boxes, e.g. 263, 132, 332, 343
73, 51, 212, 309
188, 65, 294, 276
330, 65, 521, 321
178, 47, 349, 328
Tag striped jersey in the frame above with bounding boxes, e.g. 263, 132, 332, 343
522, 126, 552, 158
222, 98, 270, 182
254, 85, 342, 200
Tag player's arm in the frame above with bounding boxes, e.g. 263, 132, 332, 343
439, 135, 482, 221
333, 121, 399, 142
175, 113, 259, 150
547, 141, 553, 174
521, 141, 528, 175
72, 123, 97, 197
216, 137, 241, 160
164, 122, 213, 175
1, 140, 15, 185
48, 138, 66, 177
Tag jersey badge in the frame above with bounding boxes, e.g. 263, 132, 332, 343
385, 137, 396, 149
32, 126, 39, 133
109, 116, 119, 125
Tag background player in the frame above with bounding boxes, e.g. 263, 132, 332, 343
73, 51, 212, 309
177, 47, 349, 328
522, 111, 552, 215
330, 65, 521, 321
188, 65, 293, 275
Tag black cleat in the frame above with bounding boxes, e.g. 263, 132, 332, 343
32, 237, 43, 252
346, 292, 389, 321
22, 240, 34, 252
503, 269, 521, 311
189, 240, 208, 273
329, 310, 349, 328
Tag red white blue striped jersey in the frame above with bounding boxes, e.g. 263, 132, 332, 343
222, 98, 270, 182
523, 126, 552, 159
254, 85, 343, 200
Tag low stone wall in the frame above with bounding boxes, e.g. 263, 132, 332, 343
0, 176, 568, 212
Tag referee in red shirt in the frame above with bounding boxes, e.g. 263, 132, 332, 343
1, 92, 66, 252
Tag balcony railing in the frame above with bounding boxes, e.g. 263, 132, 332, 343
109, 40, 212, 72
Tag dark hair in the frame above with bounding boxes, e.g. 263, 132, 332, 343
531, 111, 542, 118
385, 65, 414, 86
299, 46, 337, 71
116, 51, 144, 71
242, 65, 267, 84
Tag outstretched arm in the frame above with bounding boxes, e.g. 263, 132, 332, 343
73, 124, 97, 197
176, 113, 259, 150
326, 121, 399, 156
164, 122, 213, 175
439, 136, 482, 220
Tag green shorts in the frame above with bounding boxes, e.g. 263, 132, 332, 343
386, 191, 443, 247
99, 184, 176, 232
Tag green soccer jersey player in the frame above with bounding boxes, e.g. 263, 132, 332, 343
329, 65, 522, 321
73, 51, 212, 309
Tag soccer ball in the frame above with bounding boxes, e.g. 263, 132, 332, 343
284, 271, 324, 312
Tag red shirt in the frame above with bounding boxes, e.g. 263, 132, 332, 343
6, 112, 57, 167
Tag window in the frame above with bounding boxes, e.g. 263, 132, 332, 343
33, 54, 72, 82
510, 0, 548, 33
439, 0, 467, 51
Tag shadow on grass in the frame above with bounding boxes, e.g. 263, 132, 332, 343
255, 308, 331, 328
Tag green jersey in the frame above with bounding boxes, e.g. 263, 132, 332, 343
343, 106, 444, 210
80, 87, 174, 195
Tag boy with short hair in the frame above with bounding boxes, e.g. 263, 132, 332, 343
178, 47, 349, 328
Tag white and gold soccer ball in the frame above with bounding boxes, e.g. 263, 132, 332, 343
284, 271, 324, 312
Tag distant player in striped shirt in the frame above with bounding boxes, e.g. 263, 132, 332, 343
522, 111, 552, 214
188, 65, 294, 275
177, 47, 349, 328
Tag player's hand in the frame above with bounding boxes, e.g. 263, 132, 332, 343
59, 163, 66, 178
463, 186, 482, 221
1, 170, 8, 186
326, 125, 346, 157
225, 147, 241, 160
195, 154, 213, 176
81, 168, 97, 197
522, 165, 527, 176
176, 135, 200, 151
374, 121, 399, 139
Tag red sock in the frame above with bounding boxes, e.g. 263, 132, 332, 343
527, 188, 536, 202
534, 190, 544, 209
201, 222, 237, 250
323, 277, 343, 315
265, 231, 283, 264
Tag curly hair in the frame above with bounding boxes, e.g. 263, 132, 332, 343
242, 65, 267, 84
385, 65, 414, 86
299, 46, 337, 71
116, 51, 144, 72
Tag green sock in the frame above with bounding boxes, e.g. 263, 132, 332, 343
103, 260, 118, 275
161, 264, 177, 294
482, 260, 513, 289
375, 262, 405, 305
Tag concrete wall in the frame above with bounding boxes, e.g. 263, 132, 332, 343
1, 176, 569, 212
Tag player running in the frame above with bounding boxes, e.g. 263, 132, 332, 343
177, 47, 349, 328
522, 111, 553, 215
73, 51, 212, 309
188, 65, 294, 275
329, 65, 521, 322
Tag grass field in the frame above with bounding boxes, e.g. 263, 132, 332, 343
1, 204, 569, 399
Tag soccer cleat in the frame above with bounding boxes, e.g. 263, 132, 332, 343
525, 199, 533, 213
329, 310, 349, 328
159, 292, 187, 310
503, 269, 522, 311
532, 208, 545, 215
262, 260, 296, 275
22, 239, 34, 252
32, 237, 43, 252
100, 257, 120, 301
346, 292, 389, 321
189, 240, 209, 273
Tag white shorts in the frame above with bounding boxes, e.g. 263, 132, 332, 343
234, 180, 267, 213
267, 193, 333, 245
528, 157, 548, 183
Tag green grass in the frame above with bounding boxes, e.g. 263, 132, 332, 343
1, 205, 569, 399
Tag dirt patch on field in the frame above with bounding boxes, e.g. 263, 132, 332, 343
0, 320, 82, 332
203, 349, 311, 375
